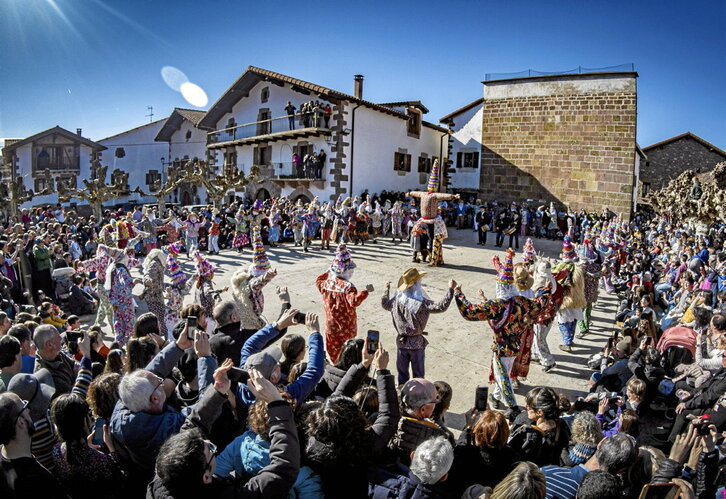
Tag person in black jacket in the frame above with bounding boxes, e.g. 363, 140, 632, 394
147, 368, 300, 499
669, 358, 726, 441
494, 210, 510, 248
475, 206, 492, 246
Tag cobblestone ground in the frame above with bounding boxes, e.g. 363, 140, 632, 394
116, 228, 617, 432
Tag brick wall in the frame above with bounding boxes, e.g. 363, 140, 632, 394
480, 74, 637, 218
641, 135, 726, 193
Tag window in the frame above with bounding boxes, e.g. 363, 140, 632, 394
57, 175, 77, 189
456, 151, 479, 168
34, 176, 54, 192
418, 155, 432, 173
33, 145, 78, 171
394, 152, 411, 172
257, 109, 271, 135
261, 87, 270, 103
226, 118, 237, 138
146, 170, 161, 189
185, 130, 192, 142
642, 182, 651, 196
224, 150, 238, 168
115, 147, 126, 158
407, 109, 421, 138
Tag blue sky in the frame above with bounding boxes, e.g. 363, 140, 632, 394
1, 0, 724, 148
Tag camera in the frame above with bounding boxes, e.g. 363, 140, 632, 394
694, 415, 712, 436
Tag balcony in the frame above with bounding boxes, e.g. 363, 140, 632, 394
32, 158, 80, 172
269, 161, 326, 187
207, 113, 332, 149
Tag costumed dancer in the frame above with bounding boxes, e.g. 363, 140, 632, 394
522, 238, 536, 267
370, 202, 383, 243
80, 244, 115, 328
267, 203, 282, 247
164, 243, 192, 336
160, 211, 183, 245
390, 201, 404, 242
142, 248, 168, 338
315, 243, 372, 363
193, 250, 217, 318
228, 209, 250, 253
454, 253, 549, 411
381, 268, 455, 385
107, 247, 139, 345
320, 202, 335, 250
230, 225, 277, 330
509, 259, 536, 387
138, 209, 158, 253
429, 210, 448, 267
302, 204, 319, 253
182, 212, 204, 257
115, 214, 136, 249
576, 237, 603, 338
207, 209, 221, 255
291, 201, 304, 246
410, 218, 429, 263
530, 258, 563, 372
553, 236, 586, 352
353, 207, 369, 245
406, 159, 458, 254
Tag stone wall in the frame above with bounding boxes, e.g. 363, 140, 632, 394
641, 135, 726, 193
480, 73, 637, 217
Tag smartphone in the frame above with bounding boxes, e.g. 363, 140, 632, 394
606, 337, 615, 349
227, 367, 250, 384
186, 316, 197, 340
67, 330, 84, 343
638, 482, 680, 499
366, 330, 380, 354
645, 336, 652, 346
475, 385, 489, 411
92, 417, 107, 446
293, 311, 306, 325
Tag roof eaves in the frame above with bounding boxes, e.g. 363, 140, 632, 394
97, 118, 167, 143
439, 98, 485, 123
5, 126, 107, 152
643, 132, 726, 158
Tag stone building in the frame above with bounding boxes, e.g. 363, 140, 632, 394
640, 132, 726, 196
475, 69, 639, 218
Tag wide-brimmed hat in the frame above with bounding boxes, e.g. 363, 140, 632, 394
397, 267, 427, 291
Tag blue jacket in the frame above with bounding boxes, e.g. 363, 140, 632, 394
368, 461, 448, 498
237, 325, 325, 406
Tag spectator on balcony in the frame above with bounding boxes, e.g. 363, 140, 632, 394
284, 101, 296, 130
293, 153, 303, 178
324, 104, 332, 128
304, 151, 315, 179
316, 150, 326, 179
301, 102, 311, 127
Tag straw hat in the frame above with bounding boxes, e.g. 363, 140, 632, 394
397, 267, 427, 291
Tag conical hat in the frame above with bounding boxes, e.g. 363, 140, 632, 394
251, 225, 270, 274
492, 248, 515, 285
522, 238, 536, 264
427, 159, 441, 193
330, 243, 356, 276
561, 235, 576, 261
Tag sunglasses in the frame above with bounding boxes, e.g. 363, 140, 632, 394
204, 440, 218, 470
14, 399, 29, 427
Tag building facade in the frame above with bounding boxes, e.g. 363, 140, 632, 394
439, 98, 484, 196
640, 132, 726, 196
198, 66, 449, 203
2, 126, 106, 209
478, 71, 639, 218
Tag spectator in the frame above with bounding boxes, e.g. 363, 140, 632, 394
33, 324, 76, 397
575, 470, 620, 499
67, 275, 97, 316
8, 324, 36, 374
0, 335, 22, 390
491, 461, 546, 499
284, 101, 296, 130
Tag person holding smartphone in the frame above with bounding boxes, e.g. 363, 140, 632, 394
381, 268, 456, 385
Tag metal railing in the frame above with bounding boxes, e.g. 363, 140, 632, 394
271, 161, 325, 181
207, 112, 331, 144
484, 63, 635, 82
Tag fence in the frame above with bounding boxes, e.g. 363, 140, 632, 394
207, 112, 330, 144
484, 63, 635, 82
271, 161, 325, 181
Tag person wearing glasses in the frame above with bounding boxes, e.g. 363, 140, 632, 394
148, 369, 300, 498
0, 392, 69, 498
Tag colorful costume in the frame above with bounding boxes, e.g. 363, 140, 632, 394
107, 250, 135, 345
410, 219, 430, 263
315, 244, 369, 363
228, 211, 250, 251
576, 241, 602, 337
142, 249, 168, 337
80, 246, 115, 328
193, 251, 217, 318
390, 201, 404, 241
406, 160, 456, 252
553, 236, 586, 351
302, 207, 319, 252
531, 260, 564, 370
164, 243, 191, 337
230, 226, 276, 330
429, 215, 448, 266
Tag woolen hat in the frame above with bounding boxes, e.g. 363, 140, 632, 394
397, 267, 427, 291
244, 346, 283, 380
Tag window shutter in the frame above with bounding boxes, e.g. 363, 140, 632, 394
473, 151, 479, 168
456, 152, 463, 168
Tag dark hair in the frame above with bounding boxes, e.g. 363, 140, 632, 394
103, 349, 124, 375
134, 312, 160, 338
432, 381, 452, 423
595, 433, 638, 475
0, 393, 20, 444
643, 347, 661, 366
576, 470, 620, 499
619, 409, 639, 437
0, 335, 21, 369
124, 336, 159, 373
694, 306, 713, 330
353, 386, 379, 419
8, 324, 32, 345
280, 334, 306, 376
712, 313, 726, 332
288, 361, 308, 383
50, 393, 90, 465
525, 386, 561, 420
87, 373, 121, 420
334, 338, 363, 370
66, 315, 80, 326
155, 428, 207, 495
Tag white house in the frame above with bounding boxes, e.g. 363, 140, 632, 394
1, 126, 106, 209
439, 98, 483, 195
97, 120, 168, 205
197, 66, 450, 202
154, 108, 209, 205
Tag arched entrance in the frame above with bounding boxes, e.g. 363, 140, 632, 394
181, 190, 192, 205
294, 194, 311, 204
255, 188, 271, 200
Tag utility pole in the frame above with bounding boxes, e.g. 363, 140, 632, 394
146, 106, 154, 123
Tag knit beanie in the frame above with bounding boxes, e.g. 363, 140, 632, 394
568, 443, 597, 465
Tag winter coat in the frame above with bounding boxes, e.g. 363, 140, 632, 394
367, 461, 448, 498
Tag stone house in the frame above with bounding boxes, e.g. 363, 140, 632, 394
439, 98, 484, 198
197, 66, 449, 203
640, 132, 726, 197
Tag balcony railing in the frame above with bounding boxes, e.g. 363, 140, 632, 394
207, 113, 330, 144
32, 158, 80, 171
270, 161, 325, 181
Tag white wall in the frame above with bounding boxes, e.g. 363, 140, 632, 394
448, 104, 483, 189
168, 120, 207, 165
98, 121, 167, 204
348, 106, 445, 197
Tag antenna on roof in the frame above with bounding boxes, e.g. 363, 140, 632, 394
146, 106, 154, 123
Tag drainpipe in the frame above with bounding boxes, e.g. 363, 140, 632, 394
349, 104, 361, 196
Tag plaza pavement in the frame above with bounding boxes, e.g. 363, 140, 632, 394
123, 228, 618, 432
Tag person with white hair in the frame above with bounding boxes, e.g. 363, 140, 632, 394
142, 248, 168, 337
368, 436, 453, 496
381, 268, 456, 385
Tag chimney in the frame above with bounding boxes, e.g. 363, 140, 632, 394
354, 75, 364, 99
76, 128, 82, 136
